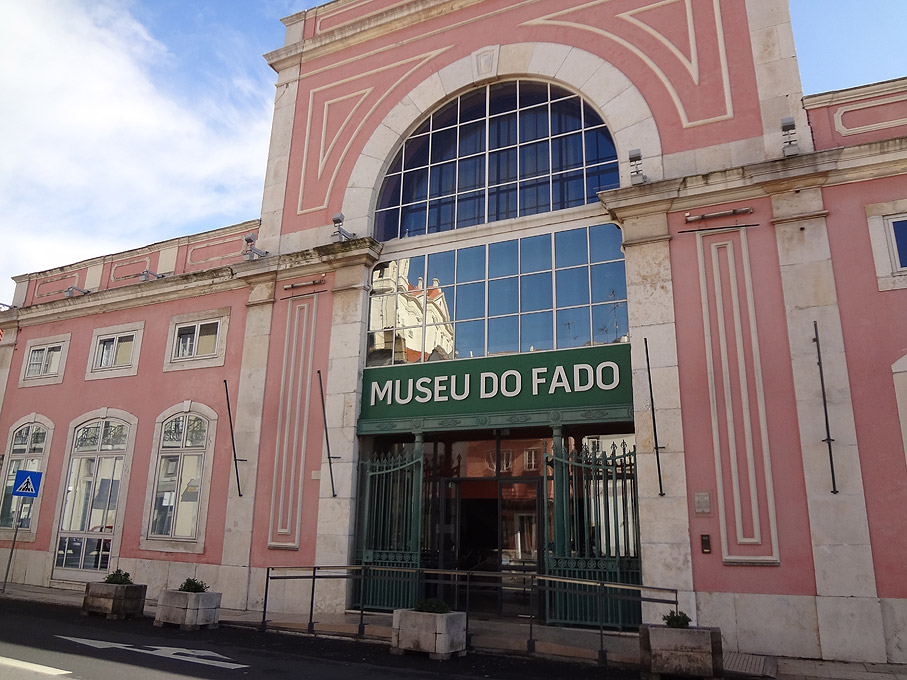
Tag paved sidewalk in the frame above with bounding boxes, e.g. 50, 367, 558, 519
2, 582, 905, 680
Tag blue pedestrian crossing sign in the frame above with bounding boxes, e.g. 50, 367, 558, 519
12, 470, 42, 497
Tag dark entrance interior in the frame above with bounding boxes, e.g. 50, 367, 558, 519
420, 429, 547, 618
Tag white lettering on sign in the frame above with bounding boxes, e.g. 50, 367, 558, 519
574, 364, 594, 391
548, 365, 571, 394
415, 377, 433, 403
596, 361, 619, 389
480, 372, 497, 398
531, 367, 547, 395
500, 370, 521, 397
395, 379, 413, 404
372, 381, 392, 405
369, 360, 620, 406
434, 375, 449, 402
451, 374, 470, 401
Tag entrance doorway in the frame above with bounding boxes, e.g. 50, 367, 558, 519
422, 429, 546, 618
358, 427, 640, 627
442, 478, 541, 617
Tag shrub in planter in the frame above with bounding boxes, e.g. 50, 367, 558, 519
392, 599, 466, 660
640, 610, 723, 680
82, 569, 147, 620
154, 577, 222, 630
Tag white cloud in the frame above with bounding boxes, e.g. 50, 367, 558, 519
0, 0, 274, 303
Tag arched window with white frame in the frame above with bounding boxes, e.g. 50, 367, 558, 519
56, 414, 133, 575
149, 412, 207, 539
142, 402, 217, 552
1, 416, 53, 531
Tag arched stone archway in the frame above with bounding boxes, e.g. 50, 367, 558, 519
341, 42, 663, 239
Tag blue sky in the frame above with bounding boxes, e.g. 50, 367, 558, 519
0, 0, 904, 305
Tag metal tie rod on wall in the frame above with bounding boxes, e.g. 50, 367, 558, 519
224, 380, 246, 497
812, 322, 839, 494
644, 338, 666, 496
318, 370, 339, 498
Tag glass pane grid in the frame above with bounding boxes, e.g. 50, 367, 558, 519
375, 79, 617, 242
367, 224, 626, 364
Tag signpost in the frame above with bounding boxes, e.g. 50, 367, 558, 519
2, 470, 42, 594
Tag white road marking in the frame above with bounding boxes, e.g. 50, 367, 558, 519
56, 636, 248, 670
0, 655, 72, 675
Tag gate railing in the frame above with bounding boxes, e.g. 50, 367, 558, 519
544, 440, 641, 627
357, 448, 423, 609
261, 564, 678, 663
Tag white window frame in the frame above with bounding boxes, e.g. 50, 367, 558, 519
140, 401, 217, 554
51, 408, 137, 582
0, 414, 53, 541
85, 322, 145, 381
162, 308, 230, 372
19, 333, 71, 387
885, 213, 907, 273
866, 201, 907, 291
523, 448, 540, 472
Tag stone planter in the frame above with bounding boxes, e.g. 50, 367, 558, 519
154, 589, 222, 630
391, 609, 467, 660
81, 582, 147, 620
640, 624, 723, 679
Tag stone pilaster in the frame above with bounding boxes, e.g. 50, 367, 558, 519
770, 185, 885, 662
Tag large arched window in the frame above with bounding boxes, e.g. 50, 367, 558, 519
375, 80, 618, 241
57, 418, 129, 572
149, 412, 208, 540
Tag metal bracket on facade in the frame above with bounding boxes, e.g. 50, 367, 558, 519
224, 380, 246, 497
318, 370, 339, 497
812, 322, 839, 494
644, 338, 666, 496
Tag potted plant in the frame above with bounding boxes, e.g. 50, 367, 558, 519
639, 610, 723, 679
81, 569, 147, 620
391, 598, 467, 660
154, 577, 222, 631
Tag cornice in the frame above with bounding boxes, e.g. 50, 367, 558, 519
312, 236, 383, 267
11, 267, 244, 328
804, 76, 907, 109
17, 219, 261, 284
266, 0, 497, 72
8, 234, 385, 327
599, 137, 907, 218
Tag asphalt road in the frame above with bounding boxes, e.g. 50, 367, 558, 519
0, 598, 639, 679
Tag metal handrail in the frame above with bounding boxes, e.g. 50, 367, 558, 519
260, 564, 679, 663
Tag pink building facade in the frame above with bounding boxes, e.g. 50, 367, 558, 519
1, 0, 905, 664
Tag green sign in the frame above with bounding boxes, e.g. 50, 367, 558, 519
360, 344, 631, 422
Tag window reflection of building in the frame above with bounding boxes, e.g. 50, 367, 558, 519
56, 419, 127, 572
367, 225, 627, 366
367, 259, 454, 366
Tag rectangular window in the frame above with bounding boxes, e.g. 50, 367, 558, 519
26, 345, 62, 377
174, 321, 219, 359
890, 215, 907, 270
96, 334, 134, 369
524, 449, 540, 472
85, 323, 144, 381
20, 334, 71, 387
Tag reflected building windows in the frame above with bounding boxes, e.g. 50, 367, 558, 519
367, 224, 627, 365
56, 418, 128, 572
149, 413, 207, 540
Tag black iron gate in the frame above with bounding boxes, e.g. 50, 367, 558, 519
544, 440, 641, 629
356, 447, 423, 610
